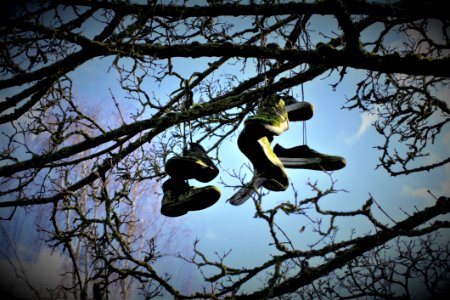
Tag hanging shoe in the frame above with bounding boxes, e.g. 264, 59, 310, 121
238, 127, 289, 191
165, 143, 219, 183
244, 94, 289, 136
227, 175, 266, 206
160, 178, 221, 217
281, 95, 314, 122
273, 144, 346, 171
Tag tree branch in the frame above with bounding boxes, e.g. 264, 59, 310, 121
56, 0, 449, 19
234, 197, 450, 299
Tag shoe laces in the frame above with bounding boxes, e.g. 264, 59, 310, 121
257, 96, 287, 118
163, 178, 190, 194
280, 94, 297, 105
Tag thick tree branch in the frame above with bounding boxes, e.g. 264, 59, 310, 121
119, 43, 450, 77
56, 0, 449, 19
2, 43, 448, 95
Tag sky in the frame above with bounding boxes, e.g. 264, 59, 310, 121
1, 2, 450, 299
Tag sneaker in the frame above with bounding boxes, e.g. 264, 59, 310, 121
228, 175, 266, 206
273, 144, 346, 171
281, 95, 314, 122
238, 127, 289, 191
165, 143, 219, 183
244, 94, 289, 136
160, 178, 221, 217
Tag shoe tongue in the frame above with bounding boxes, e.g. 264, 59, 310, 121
281, 95, 297, 105
189, 142, 202, 151
261, 94, 278, 106
186, 144, 204, 161
162, 178, 189, 192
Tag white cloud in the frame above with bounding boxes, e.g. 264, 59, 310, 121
441, 131, 450, 146
401, 185, 430, 200
345, 110, 378, 145
401, 163, 450, 204
440, 180, 450, 196
436, 85, 450, 107
440, 164, 450, 196
205, 227, 218, 241
0, 246, 68, 299
424, 151, 442, 166
1, 243, 145, 300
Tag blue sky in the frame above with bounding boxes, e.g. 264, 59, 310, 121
1, 4, 450, 298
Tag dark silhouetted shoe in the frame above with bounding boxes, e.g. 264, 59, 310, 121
161, 178, 221, 217
280, 94, 314, 122
273, 144, 346, 171
227, 175, 267, 206
238, 127, 289, 191
165, 143, 219, 183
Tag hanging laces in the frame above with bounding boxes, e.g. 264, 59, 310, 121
297, 33, 308, 146
301, 83, 307, 146
257, 56, 269, 107
181, 79, 194, 155
257, 15, 270, 107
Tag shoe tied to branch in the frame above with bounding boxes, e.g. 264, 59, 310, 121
238, 127, 289, 191
165, 143, 219, 183
273, 144, 346, 171
280, 94, 314, 122
244, 94, 289, 136
161, 178, 221, 217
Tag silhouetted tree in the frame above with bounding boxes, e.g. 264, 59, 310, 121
1, 0, 449, 299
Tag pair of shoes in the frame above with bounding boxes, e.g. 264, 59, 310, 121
238, 94, 315, 192
161, 143, 220, 217
228, 144, 346, 206
237, 93, 346, 195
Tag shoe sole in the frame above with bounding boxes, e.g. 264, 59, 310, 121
188, 186, 221, 211
165, 157, 219, 182
261, 178, 287, 191
228, 173, 288, 206
161, 204, 188, 217
286, 102, 314, 122
228, 176, 265, 206
161, 186, 221, 217
279, 157, 346, 171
